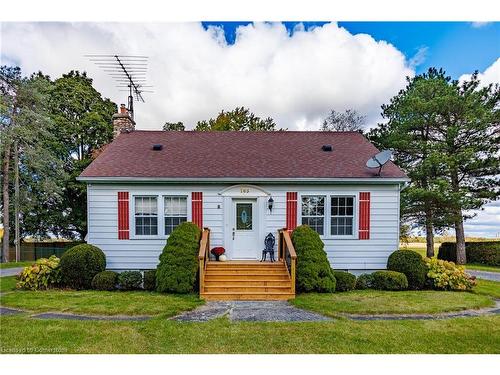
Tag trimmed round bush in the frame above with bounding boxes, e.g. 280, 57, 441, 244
372, 270, 408, 291
387, 250, 427, 290
333, 271, 356, 292
291, 225, 336, 293
118, 271, 143, 290
91, 271, 118, 291
60, 244, 106, 289
355, 273, 374, 290
156, 222, 202, 293
143, 270, 156, 291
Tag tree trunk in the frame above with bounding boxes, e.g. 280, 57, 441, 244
14, 141, 20, 262
450, 170, 466, 265
455, 211, 466, 264
2, 142, 11, 263
425, 210, 434, 258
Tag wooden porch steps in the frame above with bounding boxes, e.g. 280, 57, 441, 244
200, 261, 294, 301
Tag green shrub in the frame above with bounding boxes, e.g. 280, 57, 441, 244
291, 225, 336, 293
156, 222, 202, 293
17, 256, 61, 290
424, 257, 476, 291
372, 270, 408, 291
438, 241, 500, 266
60, 244, 106, 290
355, 273, 374, 290
91, 271, 118, 291
118, 271, 143, 290
143, 270, 156, 291
387, 250, 427, 290
333, 271, 356, 292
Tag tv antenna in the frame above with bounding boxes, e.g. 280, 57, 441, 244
85, 54, 153, 120
366, 150, 392, 176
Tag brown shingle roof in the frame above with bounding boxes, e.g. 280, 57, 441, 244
79, 131, 408, 180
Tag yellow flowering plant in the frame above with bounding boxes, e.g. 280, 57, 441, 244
17, 255, 62, 290
424, 257, 476, 291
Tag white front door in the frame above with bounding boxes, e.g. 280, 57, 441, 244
231, 199, 259, 259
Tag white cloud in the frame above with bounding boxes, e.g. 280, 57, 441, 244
0, 22, 414, 130
408, 46, 428, 69
471, 22, 492, 28
459, 57, 500, 87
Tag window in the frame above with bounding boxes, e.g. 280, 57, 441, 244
164, 196, 187, 235
236, 203, 253, 230
331, 196, 354, 236
134, 196, 158, 235
301, 196, 325, 235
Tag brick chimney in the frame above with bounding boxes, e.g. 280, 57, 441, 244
112, 104, 135, 139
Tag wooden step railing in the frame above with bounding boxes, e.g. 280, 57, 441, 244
278, 229, 297, 294
198, 227, 211, 293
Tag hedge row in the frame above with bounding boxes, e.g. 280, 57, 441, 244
438, 242, 500, 266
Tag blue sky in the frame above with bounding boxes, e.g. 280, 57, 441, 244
203, 22, 500, 79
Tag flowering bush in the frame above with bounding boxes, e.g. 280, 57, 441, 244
17, 256, 62, 290
211, 247, 225, 260
424, 257, 476, 291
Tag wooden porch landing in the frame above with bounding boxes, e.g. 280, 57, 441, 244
198, 228, 297, 301
200, 261, 294, 301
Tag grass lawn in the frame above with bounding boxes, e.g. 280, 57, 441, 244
0, 261, 32, 269
466, 263, 500, 273
0, 276, 18, 293
1, 275, 499, 354
1, 314, 499, 353
0, 286, 202, 317
291, 290, 494, 316
474, 279, 500, 299
400, 243, 439, 258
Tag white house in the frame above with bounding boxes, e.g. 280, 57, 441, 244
78, 108, 408, 299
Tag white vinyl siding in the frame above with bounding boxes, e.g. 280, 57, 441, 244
86, 183, 401, 272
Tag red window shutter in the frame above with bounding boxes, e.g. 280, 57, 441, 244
359, 192, 371, 240
192, 192, 203, 228
286, 192, 298, 232
117, 192, 130, 240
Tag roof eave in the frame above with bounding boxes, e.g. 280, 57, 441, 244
77, 176, 410, 184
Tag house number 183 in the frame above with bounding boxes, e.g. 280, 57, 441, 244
240, 188, 250, 193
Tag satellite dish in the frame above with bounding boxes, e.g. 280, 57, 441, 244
366, 150, 392, 176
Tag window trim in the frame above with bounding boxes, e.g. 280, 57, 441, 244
299, 195, 326, 236
163, 195, 189, 236
298, 192, 358, 240
129, 192, 191, 239
132, 195, 159, 238
330, 195, 357, 239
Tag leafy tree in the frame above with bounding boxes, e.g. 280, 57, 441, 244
431, 72, 499, 264
1, 67, 65, 261
162, 121, 185, 131
195, 107, 277, 131
321, 109, 365, 132
368, 69, 451, 257
369, 68, 500, 263
48, 71, 116, 239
